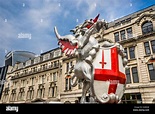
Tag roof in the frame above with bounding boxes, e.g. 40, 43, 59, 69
108, 4, 155, 27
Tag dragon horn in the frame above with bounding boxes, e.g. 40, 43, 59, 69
54, 26, 61, 40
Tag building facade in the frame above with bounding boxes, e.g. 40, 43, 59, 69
104, 5, 155, 104
0, 48, 62, 103
0, 5, 155, 104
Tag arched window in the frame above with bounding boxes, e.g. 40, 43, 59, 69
141, 21, 153, 34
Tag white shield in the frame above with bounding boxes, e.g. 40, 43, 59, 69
92, 46, 126, 103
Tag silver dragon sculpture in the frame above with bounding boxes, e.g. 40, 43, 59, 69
54, 14, 128, 104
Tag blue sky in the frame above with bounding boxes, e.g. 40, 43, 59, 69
0, 0, 155, 67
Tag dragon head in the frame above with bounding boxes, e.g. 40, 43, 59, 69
70, 14, 100, 37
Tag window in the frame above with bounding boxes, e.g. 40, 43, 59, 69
50, 52, 54, 58
18, 88, 25, 101
53, 72, 57, 81
54, 61, 58, 67
50, 62, 53, 68
114, 22, 121, 27
54, 50, 61, 57
151, 40, 155, 53
142, 21, 153, 34
43, 53, 50, 61
48, 84, 57, 97
2, 88, 9, 102
125, 67, 139, 83
31, 77, 34, 85
27, 87, 34, 100
121, 20, 125, 25
66, 61, 74, 74
24, 69, 28, 74
10, 89, 16, 101
121, 93, 142, 104
34, 56, 40, 64
65, 77, 71, 91
120, 30, 126, 40
37, 85, 45, 98
50, 72, 57, 82
42, 76, 45, 83
21, 79, 26, 87
50, 73, 52, 82
13, 81, 18, 88
129, 46, 135, 59
41, 64, 47, 70
144, 40, 155, 55
144, 42, 151, 55
114, 28, 132, 42
70, 61, 73, 67
66, 62, 69, 73
126, 27, 133, 38
31, 67, 37, 72
114, 32, 119, 42
126, 17, 131, 23
39, 75, 45, 84
148, 64, 155, 80
125, 69, 131, 84
132, 67, 139, 83
124, 48, 128, 60
25, 60, 31, 66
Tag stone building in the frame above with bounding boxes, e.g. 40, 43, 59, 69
0, 48, 62, 103
0, 5, 155, 104
104, 5, 155, 104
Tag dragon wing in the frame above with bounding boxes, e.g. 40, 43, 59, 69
54, 26, 78, 56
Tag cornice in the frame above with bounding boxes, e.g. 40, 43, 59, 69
135, 13, 155, 25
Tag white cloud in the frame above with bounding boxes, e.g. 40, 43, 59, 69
26, 1, 61, 30
72, 0, 134, 22
0, 0, 154, 66
0, 0, 63, 66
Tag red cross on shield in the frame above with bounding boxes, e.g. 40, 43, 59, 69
92, 46, 126, 103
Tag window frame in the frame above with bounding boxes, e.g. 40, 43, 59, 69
142, 21, 153, 34
129, 46, 135, 59
131, 67, 139, 83
114, 32, 119, 42
144, 41, 151, 55
126, 27, 133, 38
147, 63, 155, 81
125, 68, 131, 84
120, 30, 126, 40
151, 40, 155, 53
65, 76, 72, 91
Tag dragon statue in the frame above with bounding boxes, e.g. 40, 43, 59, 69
54, 14, 128, 104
